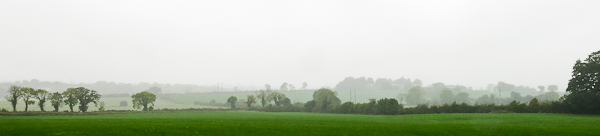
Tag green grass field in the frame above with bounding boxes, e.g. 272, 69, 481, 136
1, 111, 598, 136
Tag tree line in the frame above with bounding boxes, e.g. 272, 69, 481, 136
248, 49, 600, 115
4, 85, 158, 112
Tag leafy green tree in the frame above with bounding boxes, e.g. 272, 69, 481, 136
131, 91, 156, 111
375, 98, 400, 115
538, 86, 545, 92
565, 50, 600, 114
337, 102, 354, 114
5, 85, 22, 112
227, 96, 238, 108
475, 94, 492, 104
256, 90, 270, 107
34, 89, 49, 111
19, 87, 36, 112
73, 87, 101, 112
63, 88, 78, 112
267, 92, 286, 106
406, 87, 425, 105
304, 100, 316, 112
454, 92, 470, 104
280, 97, 291, 106
440, 89, 454, 104
48, 92, 63, 112
246, 95, 256, 108
312, 88, 341, 112
528, 98, 540, 113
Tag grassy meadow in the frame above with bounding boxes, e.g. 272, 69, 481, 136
0, 111, 598, 136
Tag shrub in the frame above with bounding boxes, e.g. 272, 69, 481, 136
98, 106, 105, 112
120, 101, 128, 107
0, 108, 8, 112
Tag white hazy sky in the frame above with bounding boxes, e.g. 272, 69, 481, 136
1, 1, 599, 91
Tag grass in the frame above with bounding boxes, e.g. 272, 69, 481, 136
1, 111, 599, 136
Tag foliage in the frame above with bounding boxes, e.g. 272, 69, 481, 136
246, 95, 256, 108
49, 92, 63, 112
131, 91, 156, 111
227, 96, 238, 108
375, 98, 400, 115
304, 100, 316, 112
62, 88, 79, 112
311, 88, 341, 112
440, 89, 454, 104
256, 90, 270, 107
565, 50, 600, 114
267, 92, 286, 106
280, 97, 292, 106
454, 92, 470, 104
19, 87, 36, 112
34, 89, 49, 111
119, 101, 128, 107
72, 87, 102, 112
5, 85, 22, 112
406, 87, 426, 105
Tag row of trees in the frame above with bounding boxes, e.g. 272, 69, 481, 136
256, 50, 599, 114
4, 85, 157, 112
225, 89, 294, 108
5, 86, 101, 112
399, 87, 560, 106
253, 88, 568, 115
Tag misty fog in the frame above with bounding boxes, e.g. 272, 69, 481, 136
1, 1, 599, 92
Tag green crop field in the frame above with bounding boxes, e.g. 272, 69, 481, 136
0, 111, 598, 136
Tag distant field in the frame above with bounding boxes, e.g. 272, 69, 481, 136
0, 111, 598, 135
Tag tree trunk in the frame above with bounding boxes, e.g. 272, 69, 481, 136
12, 102, 16, 112
143, 104, 148, 111
69, 105, 74, 112
25, 104, 28, 112
39, 102, 45, 112
54, 105, 59, 112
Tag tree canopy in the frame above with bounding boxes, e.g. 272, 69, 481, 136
132, 91, 156, 111
227, 96, 238, 108
565, 50, 600, 114
312, 88, 341, 112
19, 87, 36, 112
72, 87, 101, 112
5, 85, 22, 112
62, 88, 79, 112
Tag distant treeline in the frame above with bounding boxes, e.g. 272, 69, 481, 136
335, 77, 549, 93
249, 88, 566, 115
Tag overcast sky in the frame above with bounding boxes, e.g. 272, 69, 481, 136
1, 1, 599, 91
